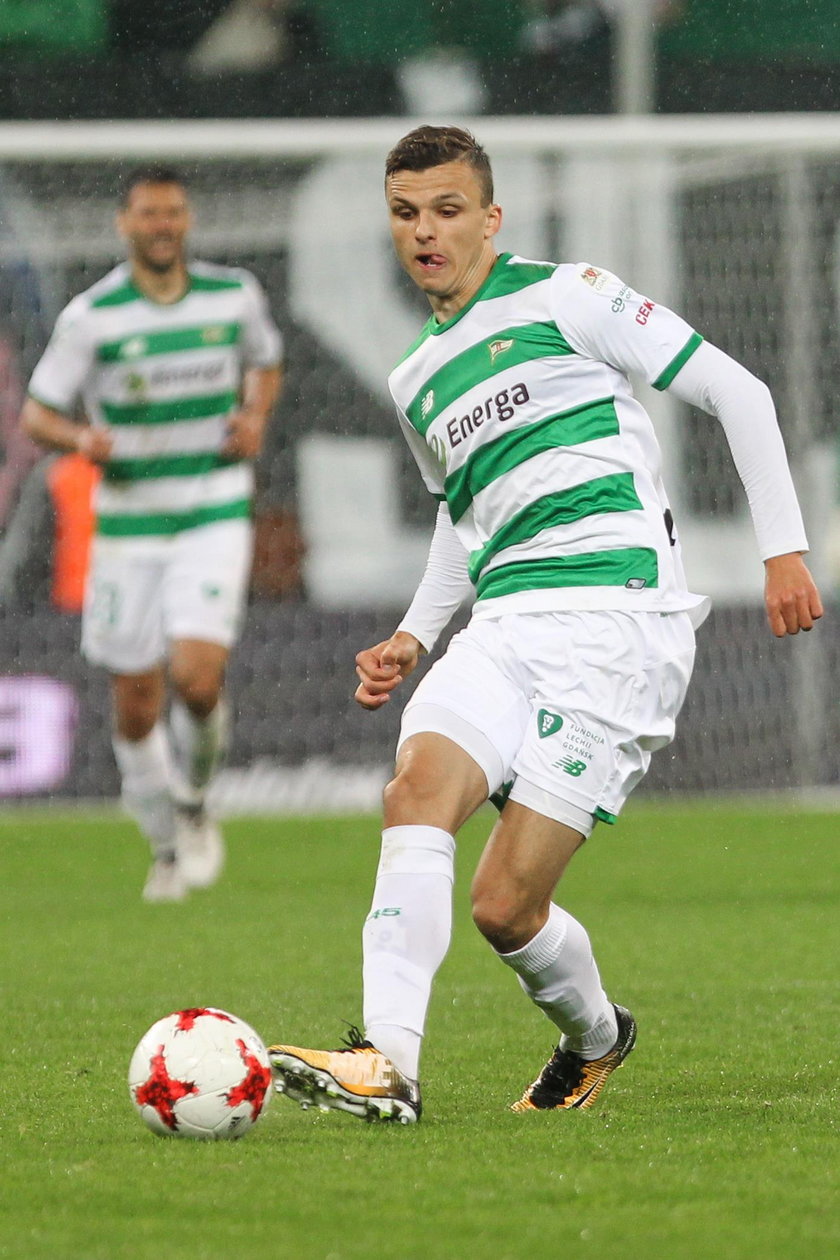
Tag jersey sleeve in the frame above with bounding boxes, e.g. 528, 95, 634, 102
27, 297, 96, 414
550, 262, 703, 390
239, 271, 283, 368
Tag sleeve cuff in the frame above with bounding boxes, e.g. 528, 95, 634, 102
653, 332, 704, 391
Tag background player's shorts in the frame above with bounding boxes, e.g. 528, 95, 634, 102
398, 609, 696, 834
81, 518, 253, 674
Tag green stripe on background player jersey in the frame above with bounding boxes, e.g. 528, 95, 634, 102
406, 322, 575, 435
91, 283, 142, 309
96, 497, 251, 537
91, 272, 243, 310
474, 547, 659, 600
395, 256, 557, 365
97, 322, 241, 363
444, 397, 620, 524
653, 332, 704, 391
102, 390, 237, 426
467, 472, 643, 583
188, 274, 244, 292
104, 452, 239, 482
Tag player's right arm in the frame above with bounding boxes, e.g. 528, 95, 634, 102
20, 296, 112, 462
355, 632, 425, 710
20, 397, 113, 462
354, 502, 472, 710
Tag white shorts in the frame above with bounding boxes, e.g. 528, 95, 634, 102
398, 609, 696, 835
81, 519, 253, 674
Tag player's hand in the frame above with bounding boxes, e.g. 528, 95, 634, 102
354, 632, 424, 710
764, 552, 824, 637
221, 409, 268, 459
76, 426, 113, 463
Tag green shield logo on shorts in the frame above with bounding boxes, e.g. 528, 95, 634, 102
537, 710, 564, 739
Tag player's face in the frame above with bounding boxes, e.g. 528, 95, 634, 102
118, 182, 192, 273
386, 160, 501, 315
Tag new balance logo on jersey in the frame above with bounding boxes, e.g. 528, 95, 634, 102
488, 338, 514, 362
420, 390, 435, 419
537, 709, 564, 739
202, 325, 228, 344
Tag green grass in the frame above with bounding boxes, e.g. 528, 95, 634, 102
0, 803, 837, 1259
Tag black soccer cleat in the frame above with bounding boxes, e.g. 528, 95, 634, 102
511, 1004, 637, 1111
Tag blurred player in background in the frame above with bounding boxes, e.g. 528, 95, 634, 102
268, 126, 822, 1124
20, 167, 283, 903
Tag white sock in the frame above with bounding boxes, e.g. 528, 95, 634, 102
363, 825, 455, 1080
112, 723, 176, 859
169, 696, 229, 805
498, 903, 618, 1060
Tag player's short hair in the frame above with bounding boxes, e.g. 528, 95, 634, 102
385, 126, 494, 206
120, 166, 187, 206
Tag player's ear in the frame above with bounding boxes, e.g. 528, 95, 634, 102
115, 208, 128, 242
485, 202, 502, 240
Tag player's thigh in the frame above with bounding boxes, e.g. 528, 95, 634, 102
82, 537, 167, 673
385, 731, 490, 831
398, 618, 531, 799
163, 519, 253, 649
509, 609, 696, 824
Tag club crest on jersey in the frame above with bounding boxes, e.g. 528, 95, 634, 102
119, 336, 147, 360
581, 266, 609, 293
488, 338, 514, 362
420, 389, 435, 419
537, 709, 564, 739
202, 325, 227, 344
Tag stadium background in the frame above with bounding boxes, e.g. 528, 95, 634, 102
1, 0, 839, 807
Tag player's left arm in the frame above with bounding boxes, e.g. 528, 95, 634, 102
551, 266, 823, 638
666, 340, 823, 637
223, 271, 284, 458
222, 364, 283, 459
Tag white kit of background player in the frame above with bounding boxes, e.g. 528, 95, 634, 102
22, 171, 282, 902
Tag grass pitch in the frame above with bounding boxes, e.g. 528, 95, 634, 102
0, 802, 837, 1260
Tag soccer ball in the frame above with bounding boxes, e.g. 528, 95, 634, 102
128, 1007, 273, 1140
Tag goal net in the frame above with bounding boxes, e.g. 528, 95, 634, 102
0, 116, 837, 805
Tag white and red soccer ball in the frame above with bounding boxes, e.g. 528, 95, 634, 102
128, 1008, 272, 1139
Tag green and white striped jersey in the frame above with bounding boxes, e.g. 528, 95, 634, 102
389, 253, 707, 619
29, 261, 282, 538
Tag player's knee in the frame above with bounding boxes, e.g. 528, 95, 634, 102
382, 760, 441, 821
170, 667, 222, 719
471, 886, 540, 953
113, 677, 161, 740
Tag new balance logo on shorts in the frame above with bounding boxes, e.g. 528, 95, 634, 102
558, 757, 588, 777
537, 710, 564, 739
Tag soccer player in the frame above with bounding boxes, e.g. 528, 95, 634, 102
20, 167, 283, 903
268, 127, 822, 1122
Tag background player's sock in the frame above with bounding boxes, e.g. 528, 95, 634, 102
169, 696, 229, 806
112, 723, 177, 859
497, 903, 618, 1060
363, 825, 455, 1081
